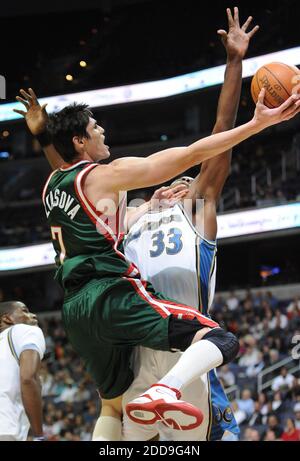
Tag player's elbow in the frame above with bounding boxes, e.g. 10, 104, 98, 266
21, 376, 38, 387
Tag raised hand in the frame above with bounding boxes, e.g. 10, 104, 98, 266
150, 184, 189, 209
253, 89, 300, 129
13, 88, 48, 135
218, 7, 259, 61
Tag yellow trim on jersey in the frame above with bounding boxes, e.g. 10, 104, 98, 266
8, 328, 19, 365
207, 247, 217, 312
206, 373, 213, 441
195, 235, 202, 312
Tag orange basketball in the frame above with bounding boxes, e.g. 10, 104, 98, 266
251, 62, 300, 108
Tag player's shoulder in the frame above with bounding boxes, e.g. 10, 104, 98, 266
84, 162, 111, 184
11, 324, 44, 339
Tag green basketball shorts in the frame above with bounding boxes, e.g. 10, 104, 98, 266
62, 276, 218, 399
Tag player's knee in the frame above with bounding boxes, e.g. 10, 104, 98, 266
203, 328, 239, 365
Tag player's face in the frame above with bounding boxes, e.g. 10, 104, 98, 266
84, 117, 110, 161
11, 302, 38, 326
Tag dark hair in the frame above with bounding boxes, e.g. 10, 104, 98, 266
0, 301, 18, 328
47, 103, 93, 162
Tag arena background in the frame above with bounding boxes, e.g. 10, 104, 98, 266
0, 0, 300, 441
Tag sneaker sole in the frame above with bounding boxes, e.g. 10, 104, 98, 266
126, 399, 203, 431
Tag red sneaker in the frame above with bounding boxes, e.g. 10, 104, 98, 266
125, 383, 203, 431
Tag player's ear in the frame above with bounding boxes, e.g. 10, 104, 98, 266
72, 135, 84, 146
1, 313, 14, 326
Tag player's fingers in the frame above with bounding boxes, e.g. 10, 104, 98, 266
241, 16, 253, 31
173, 192, 189, 201
20, 88, 32, 100
217, 30, 227, 39
282, 99, 300, 119
233, 6, 240, 25
283, 106, 300, 121
28, 88, 39, 104
226, 8, 234, 26
278, 93, 300, 113
13, 109, 26, 116
16, 96, 29, 109
248, 25, 260, 38
257, 88, 266, 105
41, 103, 48, 111
171, 184, 189, 193
156, 186, 168, 194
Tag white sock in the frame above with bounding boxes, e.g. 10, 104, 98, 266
92, 415, 122, 441
158, 339, 223, 390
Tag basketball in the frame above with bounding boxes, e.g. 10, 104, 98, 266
251, 62, 300, 108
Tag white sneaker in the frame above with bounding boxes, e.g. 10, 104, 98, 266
125, 383, 203, 430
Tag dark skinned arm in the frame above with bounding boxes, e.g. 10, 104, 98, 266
187, 7, 259, 240
20, 349, 44, 438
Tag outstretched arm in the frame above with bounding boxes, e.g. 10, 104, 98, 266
14, 88, 64, 170
187, 7, 259, 239
91, 91, 300, 193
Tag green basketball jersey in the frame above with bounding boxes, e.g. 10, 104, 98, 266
43, 160, 138, 293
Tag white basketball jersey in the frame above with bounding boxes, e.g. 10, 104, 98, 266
124, 204, 217, 314
0, 324, 45, 441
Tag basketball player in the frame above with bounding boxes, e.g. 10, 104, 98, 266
0, 301, 45, 441
14, 52, 300, 434
99, 7, 256, 441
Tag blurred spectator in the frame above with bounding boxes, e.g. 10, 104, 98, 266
218, 365, 235, 387
294, 402, 300, 430
238, 336, 261, 367
263, 429, 277, 441
236, 389, 255, 419
272, 367, 295, 392
226, 291, 239, 312
269, 310, 288, 330
242, 427, 260, 441
266, 414, 283, 439
281, 418, 300, 441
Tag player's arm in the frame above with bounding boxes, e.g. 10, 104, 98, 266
95, 92, 300, 193
20, 349, 44, 438
13, 88, 64, 170
186, 8, 259, 239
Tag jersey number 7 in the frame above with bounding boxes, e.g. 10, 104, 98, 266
51, 226, 66, 265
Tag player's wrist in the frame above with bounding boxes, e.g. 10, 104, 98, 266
35, 130, 52, 148
226, 55, 243, 65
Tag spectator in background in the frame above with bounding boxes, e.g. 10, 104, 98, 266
269, 309, 288, 331
245, 351, 265, 378
242, 427, 260, 441
248, 400, 265, 427
218, 364, 236, 387
287, 297, 300, 322
281, 418, 300, 441
263, 429, 277, 441
294, 402, 300, 429
266, 291, 279, 311
266, 414, 283, 439
226, 291, 239, 312
211, 295, 225, 314
238, 336, 261, 367
272, 367, 295, 392
272, 391, 283, 413
236, 389, 255, 419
